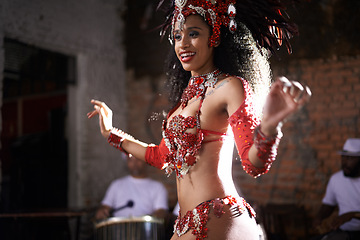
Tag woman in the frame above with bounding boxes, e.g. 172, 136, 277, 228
88, 0, 311, 239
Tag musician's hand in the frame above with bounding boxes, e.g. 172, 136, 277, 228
95, 205, 111, 220
331, 212, 357, 230
87, 99, 113, 138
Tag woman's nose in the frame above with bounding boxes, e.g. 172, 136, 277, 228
179, 36, 190, 48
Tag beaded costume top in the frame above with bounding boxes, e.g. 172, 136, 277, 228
149, 73, 269, 179
161, 109, 204, 177
161, 69, 224, 178
108, 74, 280, 179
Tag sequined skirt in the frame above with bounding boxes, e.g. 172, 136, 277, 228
174, 195, 255, 240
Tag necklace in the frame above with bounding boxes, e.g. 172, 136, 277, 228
180, 69, 222, 109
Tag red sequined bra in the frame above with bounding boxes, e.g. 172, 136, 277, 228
108, 76, 281, 178
156, 70, 228, 178
144, 76, 281, 178
161, 109, 204, 177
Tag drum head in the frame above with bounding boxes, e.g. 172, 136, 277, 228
95, 215, 164, 240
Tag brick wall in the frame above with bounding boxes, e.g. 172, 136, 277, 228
270, 56, 360, 208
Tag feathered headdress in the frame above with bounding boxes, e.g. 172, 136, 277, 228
158, 0, 298, 54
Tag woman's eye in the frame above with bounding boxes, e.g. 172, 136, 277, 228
189, 31, 199, 38
174, 34, 182, 41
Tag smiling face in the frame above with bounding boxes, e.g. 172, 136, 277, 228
174, 14, 216, 76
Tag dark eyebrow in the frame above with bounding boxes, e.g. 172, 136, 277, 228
188, 27, 202, 30
174, 26, 203, 34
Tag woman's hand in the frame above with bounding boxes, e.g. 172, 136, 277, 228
261, 77, 311, 135
87, 99, 113, 138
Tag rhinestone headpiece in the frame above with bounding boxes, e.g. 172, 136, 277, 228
172, 0, 237, 47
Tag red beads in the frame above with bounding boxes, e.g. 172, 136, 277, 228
173, 0, 237, 47
162, 114, 204, 178
174, 196, 256, 239
227, 77, 281, 178
161, 70, 222, 178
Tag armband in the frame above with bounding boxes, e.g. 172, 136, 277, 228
227, 77, 283, 177
145, 139, 168, 170
253, 125, 282, 169
107, 128, 134, 154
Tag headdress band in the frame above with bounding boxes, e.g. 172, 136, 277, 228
172, 0, 237, 47
159, 0, 299, 54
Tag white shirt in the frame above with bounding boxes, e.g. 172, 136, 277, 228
322, 170, 360, 231
102, 175, 168, 217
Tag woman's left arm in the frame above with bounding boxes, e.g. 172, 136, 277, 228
259, 77, 312, 136
226, 77, 311, 177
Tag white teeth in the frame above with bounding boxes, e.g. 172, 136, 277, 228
180, 52, 195, 58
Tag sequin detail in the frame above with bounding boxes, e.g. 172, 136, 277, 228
107, 128, 135, 154
253, 125, 282, 174
180, 69, 222, 108
172, 0, 237, 47
228, 78, 282, 177
174, 196, 255, 240
162, 114, 204, 177
162, 71, 220, 178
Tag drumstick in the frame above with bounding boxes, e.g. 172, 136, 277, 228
110, 200, 134, 216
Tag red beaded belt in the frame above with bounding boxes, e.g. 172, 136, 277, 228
174, 196, 255, 240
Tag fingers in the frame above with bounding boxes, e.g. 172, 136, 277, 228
91, 99, 109, 110
96, 207, 110, 220
100, 107, 107, 118
296, 85, 312, 106
87, 105, 100, 118
278, 76, 292, 93
87, 110, 97, 119
277, 77, 311, 107
91, 99, 104, 106
88, 99, 113, 118
279, 77, 303, 98
87, 104, 101, 119
290, 81, 304, 100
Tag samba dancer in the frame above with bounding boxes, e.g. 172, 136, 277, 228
88, 0, 311, 239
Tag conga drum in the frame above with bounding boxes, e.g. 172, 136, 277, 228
95, 215, 164, 240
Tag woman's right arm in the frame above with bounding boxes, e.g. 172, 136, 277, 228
87, 99, 149, 161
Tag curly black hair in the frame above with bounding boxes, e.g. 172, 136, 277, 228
159, 0, 298, 110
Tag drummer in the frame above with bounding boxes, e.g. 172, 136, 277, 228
95, 154, 169, 220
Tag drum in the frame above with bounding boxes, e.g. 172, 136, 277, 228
94, 215, 164, 240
